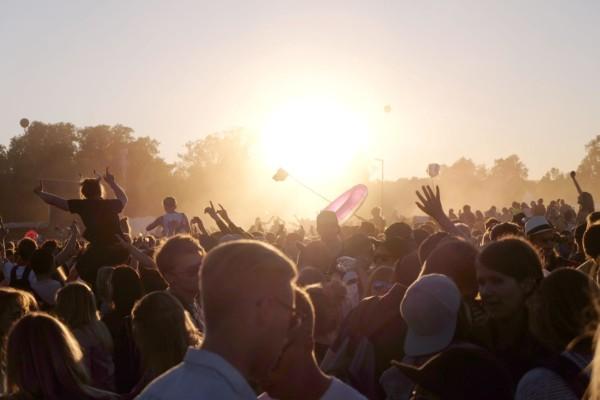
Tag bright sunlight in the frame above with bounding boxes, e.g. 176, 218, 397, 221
259, 96, 370, 183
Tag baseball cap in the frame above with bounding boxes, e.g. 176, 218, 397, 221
400, 274, 461, 357
524, 216, 554, 237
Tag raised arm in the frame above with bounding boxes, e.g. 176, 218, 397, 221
116, 234, 157, 269
190, 216, 209, 236
34, 181, 69, 212
216, 204, 251, 238
205, 201, 231, 234
55, 222, 79, 267
103, 168, 128, 208
415, 185, 463, 238
570, 171, 583, 196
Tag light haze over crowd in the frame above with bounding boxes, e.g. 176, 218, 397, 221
2, 0, 600, 181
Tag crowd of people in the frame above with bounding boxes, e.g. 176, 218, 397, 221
2, 168, 600, 399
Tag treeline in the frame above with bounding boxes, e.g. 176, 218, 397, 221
1, 121, 599, 225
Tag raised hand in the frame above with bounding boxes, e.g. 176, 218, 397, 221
415, 185, 445, 219
217, 203, 229, 220
415, 185, 464, 237
103, 167, 115, 184
204, 201, 218, 217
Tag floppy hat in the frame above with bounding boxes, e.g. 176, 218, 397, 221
524, 216, 554, 237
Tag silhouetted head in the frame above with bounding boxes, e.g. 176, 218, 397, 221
80, 178, 102, 199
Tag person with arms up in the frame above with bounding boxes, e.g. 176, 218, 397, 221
34, 168, 129, 286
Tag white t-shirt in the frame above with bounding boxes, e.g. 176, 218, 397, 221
161, 212, 188, 236
31, 279, 62, 305
258, 377, 366, 400
2, 262, 36, 285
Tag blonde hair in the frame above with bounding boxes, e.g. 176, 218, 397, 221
6, 312, 116, 399
0, 288, 38, 366
132, 291, 201, 376
0, 287, 37, 339
55, 282, 113, 352
200, 240, 297, 330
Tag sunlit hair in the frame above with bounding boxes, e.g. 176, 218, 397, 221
200, 240, 297, 331
528, 268, 598, 353
292, 288, 315, 339
477, 237, 543, 284
80, 178, 103, 199
132, 291, 201, 376
155, 235, 204, 276
55, 282, 113, 352
5, 312, 115, 399
0, 287, 37, 361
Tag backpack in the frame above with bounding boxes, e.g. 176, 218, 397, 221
9, 265, 33, 291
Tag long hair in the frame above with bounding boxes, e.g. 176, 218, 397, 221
0, 287, 37, 340
5, 312, 116, 400
0, 288, 37, 364
528, 268, 599, 353
111, 265, 144, 317
55, 282, 113, 352
132, 292, 201, 376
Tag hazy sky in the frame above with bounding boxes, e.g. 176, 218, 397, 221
2, 0, 600, 180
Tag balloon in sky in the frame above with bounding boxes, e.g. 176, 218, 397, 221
324, 184, 368, 224
427, 163, 440, 178
272, 168, 289, 182
19, 118, 29, 128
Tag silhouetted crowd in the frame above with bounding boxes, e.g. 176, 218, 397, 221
2, 170, 600, 399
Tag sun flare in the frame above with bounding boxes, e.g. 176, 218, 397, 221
260, 96, 370, 183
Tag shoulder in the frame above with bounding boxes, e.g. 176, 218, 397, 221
322, 377, 367, 400
516, 368, 577, 400
138, 363, 241, 400
67, 199, 85, 209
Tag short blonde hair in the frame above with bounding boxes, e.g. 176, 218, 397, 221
201, 240, 297, 329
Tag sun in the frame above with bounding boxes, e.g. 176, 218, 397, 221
259, 96, 370, 183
